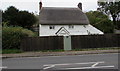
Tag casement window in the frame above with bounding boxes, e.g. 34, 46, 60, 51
69, 25, 74, 29
49, 25, 55, 29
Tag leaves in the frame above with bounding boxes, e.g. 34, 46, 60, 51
97, 1, 120, 29
2, 26, 36, 49
86, 11, 114, 33
2, 6, 38, 28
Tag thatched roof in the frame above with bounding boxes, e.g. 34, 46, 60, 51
39, 7, 89, 25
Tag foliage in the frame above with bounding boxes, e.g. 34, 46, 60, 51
95, 19, 114, 33
2, 21, 10, 27
116, 21, 120, 30
2, 6, 19, 26
2, 6, 38, 28
73, 47, 119, 51
86, 11, 114, 33
17, 11, 38, 29
2, 49, 23, 54
1, 47, 119, 54
86, 11, 108, 25
2, 26, 36, 49
97, 1, 120, 29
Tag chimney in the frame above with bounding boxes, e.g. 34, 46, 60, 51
39, 1, 42, 10
78, 2, 82, 10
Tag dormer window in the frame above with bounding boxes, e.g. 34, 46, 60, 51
49, 25, 55, 29
69, 25, 74, 29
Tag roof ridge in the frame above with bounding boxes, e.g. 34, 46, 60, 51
42, 7, 79, 9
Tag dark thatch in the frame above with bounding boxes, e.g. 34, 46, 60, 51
39, 7, 89, 25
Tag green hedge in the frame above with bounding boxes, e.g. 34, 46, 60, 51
2, 27, 36, 49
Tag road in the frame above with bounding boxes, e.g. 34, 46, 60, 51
2, 53, 119, 71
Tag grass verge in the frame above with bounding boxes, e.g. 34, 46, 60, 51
39, 47, 120, 52
1, 47, 119, 54
73, 47, 120, 51
2, 49, 23, 54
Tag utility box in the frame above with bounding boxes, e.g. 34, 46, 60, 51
64, 36, 72, 51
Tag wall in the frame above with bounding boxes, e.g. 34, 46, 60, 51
20, 34, 120, 51
39, 24, 103, 36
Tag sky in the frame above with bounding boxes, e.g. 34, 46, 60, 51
1, 0, 99, 14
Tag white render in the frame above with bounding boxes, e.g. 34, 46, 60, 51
39, 24, 104, 36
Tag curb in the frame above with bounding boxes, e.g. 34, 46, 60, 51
2, 50, 119, 59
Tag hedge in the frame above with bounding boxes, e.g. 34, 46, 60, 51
2, 27, 36, 49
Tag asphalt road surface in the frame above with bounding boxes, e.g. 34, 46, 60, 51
2, 53, 119, 71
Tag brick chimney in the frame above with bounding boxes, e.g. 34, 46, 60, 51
39, 1, 42, 10
78, 2, 82, 10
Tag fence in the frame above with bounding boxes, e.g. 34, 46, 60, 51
20, 36, 63, 51
20, 34, 120, 51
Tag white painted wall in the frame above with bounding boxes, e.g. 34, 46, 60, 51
39, 24, 104, 36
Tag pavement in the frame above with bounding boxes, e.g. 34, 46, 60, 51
1, 49, 119, 58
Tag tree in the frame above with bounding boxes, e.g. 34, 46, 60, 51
86, 11, 114, 33
97, 0, 120, 29
2, 6, 19, 26
86, 11, 108, 25
17, 11, 38, 28
2, 6, 38, 28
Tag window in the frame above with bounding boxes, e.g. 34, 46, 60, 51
49, 26, 55, 29
69, 25, 74, 29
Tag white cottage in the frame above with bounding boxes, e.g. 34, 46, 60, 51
39, 2, 104, 36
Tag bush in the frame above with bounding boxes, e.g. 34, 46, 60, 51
2, 27, 36, 49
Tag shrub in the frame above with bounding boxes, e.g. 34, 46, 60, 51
2, 26, 36, 49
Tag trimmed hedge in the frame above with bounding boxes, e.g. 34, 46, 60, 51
2, 27, 36, 49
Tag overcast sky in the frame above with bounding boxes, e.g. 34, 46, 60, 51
1, 0, 99, 14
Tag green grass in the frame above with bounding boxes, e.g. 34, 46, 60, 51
1, 47, 119, 54
73, 47, 120, 51
38, 47, 120, 52
2, 49, 23, 54
28, 49, 64, 52
40, 49, 64, 52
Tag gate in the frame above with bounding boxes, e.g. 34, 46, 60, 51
64, 36, 72, 51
